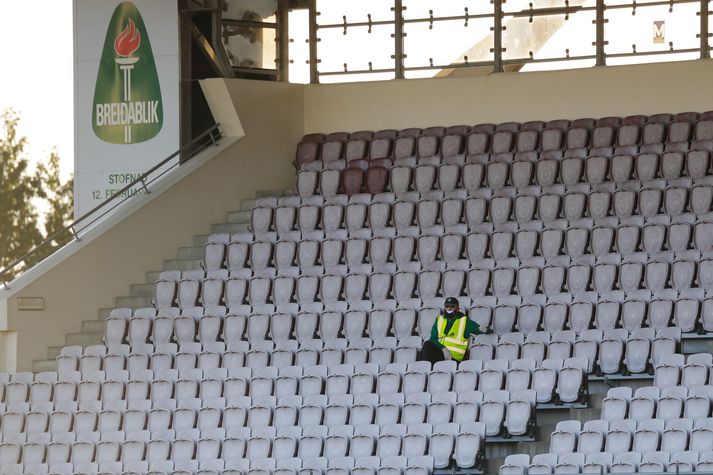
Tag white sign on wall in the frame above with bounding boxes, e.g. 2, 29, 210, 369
74, 0, 179, 218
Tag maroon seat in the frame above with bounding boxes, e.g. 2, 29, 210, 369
326, 132, 350, 142
466, 131, 491, 155
423, 126, 446, 137
365, 167, 389, 195
445, 125, 471, 136
341, 168, 364, 196
345, 139, 368, 165
545, 119, 570, 131
417, 135, 440, 159
369, 138, 392, 160
571, 118, 596, 129
374, 129, 398, 139
398, 128, 422, 138
295, 142, 320, 169
521, 121, 546, 132
302, 133, 326, 143
347, 159, 370, 171
441, 134, 464, 160
320, 141, 345, 168
472, 123, 496, 133
496, 122, 521, 133
596, 116, 621, 127
370, 158, 393, 169
648, 113, 673, 124
674, 111, 699, 122
350, 130, 374, 141
622, 115, 647, 126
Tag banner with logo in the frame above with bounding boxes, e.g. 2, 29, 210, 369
74, 0, 179, 218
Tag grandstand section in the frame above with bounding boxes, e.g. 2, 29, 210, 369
1, 23, 713, 475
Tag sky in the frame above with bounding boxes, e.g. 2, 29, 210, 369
0, 0, 74, 180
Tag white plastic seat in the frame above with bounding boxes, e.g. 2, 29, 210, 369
533, 358, 561, 404
500, 454, 530, 475
528, 453, 558, 475
598, 329, 628, 374
550, 420, 580, 455
629, 387, 660, 422
557, 357, 587, 403
624, 328, 654, 374
605, 420, 636, 456
662, 418, 693, 454
555, 453, 585, 474
505, 390, 535, 436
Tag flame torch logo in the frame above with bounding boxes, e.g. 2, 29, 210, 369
115, 19, 141, 142
92, 1, 163, 145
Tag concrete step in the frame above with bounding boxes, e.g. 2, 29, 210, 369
177, 246, 205, 260
145, 271, 162, 284
32, 359, 57, 373
485, 457, 505, 475
227, 210, 250, 224
534, 424, 555, 441
569, 408, 601, 423
255, 189, 286, 198
535, 408, 572, 426
47, 346, 64, 360
65, 332, 102, 347
115, 295, 153, 308
163, 258, 203, 272
240, 199, 257, 211
514, 440, 550, 456
81, 320, 106, 334
129, 283, 155, 297
97, 307, 114, 320
588, 392, 606, 409
193, 234, 211, 247
211, 222, 249, 234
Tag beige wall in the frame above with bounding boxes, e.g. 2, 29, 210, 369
304, 60, 713, 133
5, 59, 713, 371
5, 79, 304, 372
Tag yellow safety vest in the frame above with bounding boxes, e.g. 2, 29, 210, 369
436, 315, 469, 361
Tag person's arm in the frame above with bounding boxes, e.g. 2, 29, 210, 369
465, 317, 493, 336
430, 320, 444, 347
464, 318, 481, 337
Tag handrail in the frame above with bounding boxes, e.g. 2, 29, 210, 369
0, 124, 223, 288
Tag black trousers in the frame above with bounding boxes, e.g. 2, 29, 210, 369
417, 340, 447, 364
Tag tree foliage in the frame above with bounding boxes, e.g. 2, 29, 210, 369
0, 109, 74, 280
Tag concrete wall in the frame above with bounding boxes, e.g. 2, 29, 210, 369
4, 79, 304, 372
5, 59, 713, 371
303, 60, 713, 132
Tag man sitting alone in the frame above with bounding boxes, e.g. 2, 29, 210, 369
417, 297, 488, 364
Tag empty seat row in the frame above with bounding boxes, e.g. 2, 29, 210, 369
548, 415, 713, 457
0, 418, 478, 473
49, 347, 587, 406
106, 305, 441, 346
654, 353, 713, 389
206, 217, 713, 276
0, 437, 225, 475
301, 113, 711, 147
297, 118, 713, 171
288, 177, 713, 234
156, 261, 713, 315
500, 449, 713, 474
471, 328, 676, 375
301, 149, 713, 200
62, 340, 423, 377
600, 385, 713, 423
